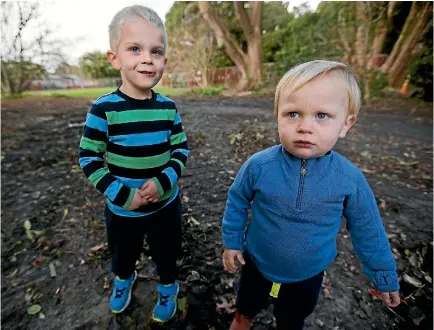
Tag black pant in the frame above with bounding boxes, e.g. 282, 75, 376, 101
105, 195, 182, 284
236, 251, 323, 330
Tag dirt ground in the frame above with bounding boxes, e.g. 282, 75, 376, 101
1, 96, 432, 330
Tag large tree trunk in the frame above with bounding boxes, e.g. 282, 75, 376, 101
367, 2, 396, 69
381, 1, 433, 87
199, 1, 263, 91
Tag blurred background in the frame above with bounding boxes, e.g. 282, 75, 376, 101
1, 1, 432, 102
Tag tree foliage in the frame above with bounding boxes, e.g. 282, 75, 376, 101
79, 52, 119, 79
1, 2, 64, 94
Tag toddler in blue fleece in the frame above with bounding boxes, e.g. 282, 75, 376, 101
222, 60, 400, 330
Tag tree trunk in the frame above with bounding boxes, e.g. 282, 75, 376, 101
368, 2, 392, 69
199, 1, 263, 91
381, 2, 433, 87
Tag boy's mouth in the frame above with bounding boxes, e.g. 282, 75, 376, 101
294, 140, 314, 147
138, 70, 156, 77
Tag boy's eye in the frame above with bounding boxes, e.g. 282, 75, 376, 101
288, 112, 299, 118
152, 49, 163, 55
129, 47, 140, 52
316, 113, 329, 120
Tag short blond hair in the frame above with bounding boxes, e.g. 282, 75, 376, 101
274, 60, 361, 119
109, 5, 167, 54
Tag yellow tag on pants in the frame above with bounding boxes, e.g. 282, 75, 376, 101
269, 282, 281, 298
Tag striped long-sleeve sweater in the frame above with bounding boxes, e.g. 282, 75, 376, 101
78, 89, 189, 217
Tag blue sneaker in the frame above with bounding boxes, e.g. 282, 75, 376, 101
110, 271, 137, 313
152, 281, 179, 322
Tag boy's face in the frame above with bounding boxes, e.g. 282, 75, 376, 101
277, 71, 356, 159
107, 17, 167, 98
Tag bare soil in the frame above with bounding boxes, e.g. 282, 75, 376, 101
1, 96, 432, 330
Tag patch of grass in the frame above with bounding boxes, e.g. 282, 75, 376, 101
3, 85, 226, 100
187, 86, 225, 96
24, 87, 201, 99
2, 93, 27, 99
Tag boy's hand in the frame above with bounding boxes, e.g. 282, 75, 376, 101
222, 249, 245, 273
127, 189, 149, 210
369, 288, 401, 307
139, 180, 161, 203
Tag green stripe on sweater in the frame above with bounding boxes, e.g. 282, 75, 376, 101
80, 136, 106, 153
88, 168, 109, 186
107, 150, 171, 169
106, 110, 176, 124
170, 132, 187, 145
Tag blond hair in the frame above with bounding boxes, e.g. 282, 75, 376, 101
108, 5, 167, 54
274, 60, 361, 119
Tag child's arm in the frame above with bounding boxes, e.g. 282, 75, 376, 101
78, 103, 136, 209
343, 172, 400, 306
142, 108, 189, 200
222, 159, 255, 251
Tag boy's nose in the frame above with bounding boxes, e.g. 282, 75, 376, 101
296, 119, 313, 134
140, 53, 152, 64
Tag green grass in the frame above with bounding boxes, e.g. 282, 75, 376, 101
2, 85, 227, 100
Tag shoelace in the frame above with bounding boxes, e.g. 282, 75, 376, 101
158, 293, 170, 307
115, 288, 126, 299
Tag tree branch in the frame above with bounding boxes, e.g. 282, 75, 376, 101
234, 2, 253, 39
199, 2, 248, 68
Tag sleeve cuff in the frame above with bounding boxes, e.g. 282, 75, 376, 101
122, 188, 135, 209
151, 177, 165, 197
373, 270, 400, 292
222, 232, 245, 250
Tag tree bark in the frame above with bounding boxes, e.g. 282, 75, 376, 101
199, 1, 263, 91
387, 2, 432, 87
381, 1, 433, 86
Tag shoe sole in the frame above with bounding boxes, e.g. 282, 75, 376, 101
111, 270, 137, 314
152, 284, 179, 323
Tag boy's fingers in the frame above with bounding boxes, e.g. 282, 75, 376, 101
227, 257, 238, 273
236, 252, 246, 265
222, 257, 228, 271
389, 292, 401, 307
380, 293, 391, 306
138, 190, 146, 197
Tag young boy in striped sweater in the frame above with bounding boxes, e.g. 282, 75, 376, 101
78, 6, 188, 322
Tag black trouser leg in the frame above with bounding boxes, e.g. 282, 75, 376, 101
144, 195, 183, 284
235, 251, 272, 317
105, 207, 145, 279
274, 271, 323, 330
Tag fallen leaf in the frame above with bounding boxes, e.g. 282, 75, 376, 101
33, 256, 46, 267
188, 216, 200, 226
361, 168, 376, 174
403, 274, 423, 287
103, 277, 109, 289
324, 287, 333, 299
24, 220, 32, 230
379, 199, 386, 211
399, 160, 419, 166
89, 244, 105, 253
177, 296, 188, 320
49, 262, 57, 278
216, 296, 236, 314
55, 287, 61, 296
27, 304, 42, 315
62, 208, 68, 219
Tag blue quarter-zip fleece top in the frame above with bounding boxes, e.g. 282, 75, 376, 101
222, 145, 399, 292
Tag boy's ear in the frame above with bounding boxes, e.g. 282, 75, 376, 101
339, 114, 356, 138
107, 50, 121, 70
